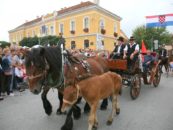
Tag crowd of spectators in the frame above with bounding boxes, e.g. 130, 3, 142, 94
0, 46, 27, 101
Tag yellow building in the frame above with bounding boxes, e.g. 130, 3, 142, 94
9, 1, 125, 51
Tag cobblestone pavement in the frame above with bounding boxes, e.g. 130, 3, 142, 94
0, 73, 173, 130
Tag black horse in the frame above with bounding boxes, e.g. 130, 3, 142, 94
24, 45, 108, 130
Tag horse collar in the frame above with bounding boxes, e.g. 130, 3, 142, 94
63, 85, 80, 105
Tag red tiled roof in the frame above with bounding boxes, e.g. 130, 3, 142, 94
13, 1, 94, 31
15, 17, 42, 30
58, 1, 95, 15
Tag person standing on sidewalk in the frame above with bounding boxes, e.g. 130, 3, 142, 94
1, 48, 13, 96
0, 47, 4, 100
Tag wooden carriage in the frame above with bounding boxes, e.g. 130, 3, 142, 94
107, 54, 162, 100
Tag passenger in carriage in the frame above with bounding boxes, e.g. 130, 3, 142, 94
123, 36, 139, 69
110, 36, 126, 59
142, 50, 155, 73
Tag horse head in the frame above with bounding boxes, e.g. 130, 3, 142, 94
24, 47, 49, 94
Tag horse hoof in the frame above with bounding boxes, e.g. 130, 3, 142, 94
92, 126, 98, 130
116, 108, 120, 115
106, 120, 113, 126
94, 122, 98, 128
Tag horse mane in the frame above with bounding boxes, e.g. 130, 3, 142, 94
43, 47, 62, 73
25, 46, 62, 80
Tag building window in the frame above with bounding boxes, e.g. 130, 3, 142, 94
50, 26, 54, 35
70, 20, 75, 31
71, 41, 76, 49
41, 25, 46, 34
114, 23, 117, 32
32, 31, 35, 37
27, 33, 30, 37
59, 23, 64, 34
84, 40, 89, 49
83, 17, 89, 29
99, 19, 105, 29
44, 26, 48, 35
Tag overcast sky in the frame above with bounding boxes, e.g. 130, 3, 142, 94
0, 0, 173, 41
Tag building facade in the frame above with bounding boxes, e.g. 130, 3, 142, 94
9, 1, 126, 51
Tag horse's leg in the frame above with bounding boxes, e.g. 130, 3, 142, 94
115, 95, 120, 115
100, 98, 108, 110
56, 90, 64, 115
93, 110, 98, 129
41, 87, 52, 115
72, 104, 81, 120
107, 95, 116, 125
88, 103, 97, 130
61, 107, 73, 130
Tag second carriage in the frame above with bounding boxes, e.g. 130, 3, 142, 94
107, 52, 162, 100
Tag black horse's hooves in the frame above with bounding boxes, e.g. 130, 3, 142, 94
106, 120, 113, 126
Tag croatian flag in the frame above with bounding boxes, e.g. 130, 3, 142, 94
146, 14, 173, 28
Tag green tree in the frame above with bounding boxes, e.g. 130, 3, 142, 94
0, 41, 11, 48
132, 25, 173, 49
19, 35, 61, 47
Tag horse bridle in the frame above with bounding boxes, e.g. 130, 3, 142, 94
28, 58, 49, 83
63, 85, 80, 105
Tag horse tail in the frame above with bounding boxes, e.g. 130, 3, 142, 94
110, 72, 122, 95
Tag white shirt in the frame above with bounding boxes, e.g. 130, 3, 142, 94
124, 42, 139, 52
117, 45, 121, 54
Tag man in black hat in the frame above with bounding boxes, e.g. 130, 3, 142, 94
110, 36, 126, 59
123, 36, 139, 69
158, 44, 168, 73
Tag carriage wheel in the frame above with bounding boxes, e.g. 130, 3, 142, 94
166, 65, 169, 78
153, 68, 161, 87
130, 74, 141, 100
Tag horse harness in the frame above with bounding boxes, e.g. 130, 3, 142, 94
28, 49, 91, 89
63, 85, 80, 105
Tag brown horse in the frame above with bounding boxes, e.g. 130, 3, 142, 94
24, 46, 109, 130
62, 72, 122, 130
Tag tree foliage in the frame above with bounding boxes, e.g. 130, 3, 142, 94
19, 35, 61, 47
132, 25, 173, 49
0, 41, 11, 48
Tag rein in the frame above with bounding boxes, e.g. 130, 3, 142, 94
63, 85, 80, 105
28, 58, 49, 80
28, 72, 46, 80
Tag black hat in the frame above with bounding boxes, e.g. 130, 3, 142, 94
117, 36, 124, 42
130, 36, 135, 41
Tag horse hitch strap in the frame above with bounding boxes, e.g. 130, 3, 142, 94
63, 85, 80, 105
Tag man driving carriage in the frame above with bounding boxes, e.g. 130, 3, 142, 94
123, 36, 139, 70
158, 44, 168, 73
110, 36, 126, 59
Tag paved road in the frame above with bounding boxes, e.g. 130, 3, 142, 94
0, 73, 173, 130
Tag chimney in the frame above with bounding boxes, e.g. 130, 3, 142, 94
93, 0, 100, 5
